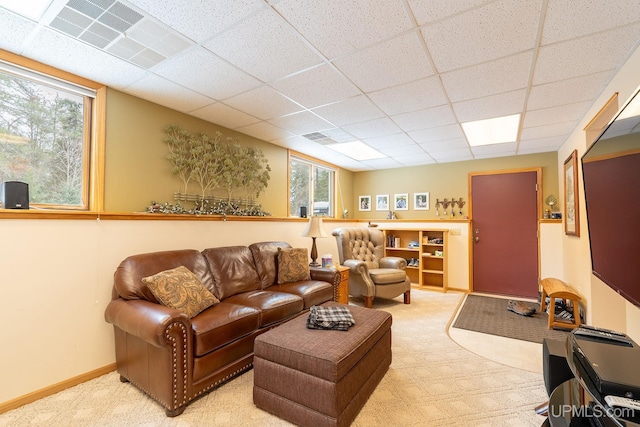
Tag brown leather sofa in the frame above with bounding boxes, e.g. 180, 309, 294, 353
104, 241, 339, 416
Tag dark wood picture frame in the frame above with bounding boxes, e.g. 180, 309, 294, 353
564, 150, 580, 236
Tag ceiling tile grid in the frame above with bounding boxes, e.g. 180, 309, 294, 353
0, 0, 638, 171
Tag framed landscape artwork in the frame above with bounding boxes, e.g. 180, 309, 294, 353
563, 150, 580, 236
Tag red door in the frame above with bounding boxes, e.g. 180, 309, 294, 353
471, 171, 539, 298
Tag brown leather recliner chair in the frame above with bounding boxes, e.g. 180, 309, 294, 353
332, 227, 411, 308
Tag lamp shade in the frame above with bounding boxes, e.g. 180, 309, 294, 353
301, 216, 330, 238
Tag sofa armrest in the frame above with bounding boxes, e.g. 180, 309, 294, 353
380, 256, 407, 270
104, 298, 190, 348
309, 267, 340, 286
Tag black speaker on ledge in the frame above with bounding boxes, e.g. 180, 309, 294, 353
1, 181, 29, 209
543, 338, 573, 396
299, 206, 307, 218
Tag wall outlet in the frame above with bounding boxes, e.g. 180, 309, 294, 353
450, 228, 461, 236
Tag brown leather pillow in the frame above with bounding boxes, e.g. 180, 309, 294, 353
277, 247, 311, 284
143, 266, 219, 318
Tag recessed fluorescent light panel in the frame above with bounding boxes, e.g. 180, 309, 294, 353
328, 141, 386, 161
461, 114, 521, 147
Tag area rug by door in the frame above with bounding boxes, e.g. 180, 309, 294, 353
452, 294, 568, 343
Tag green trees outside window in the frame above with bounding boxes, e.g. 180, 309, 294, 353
0, 70, 90, 207
289, 156, 334, 217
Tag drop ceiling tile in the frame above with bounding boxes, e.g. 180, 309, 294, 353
225, 85, 304, 120
189, 102, 261, 130
320, 128, 357, 143
363, 133, 415, 150
542, 0, 640, 45
21, 26, 148, 89
0, 7, 39, 53
520, 121, 576, 140
527, 71, 612, 110
127, 0, 265, 42
342, 117, 402, 140
518, 136, 566, 154
470, 142, 517, 157
378, 143, 425, 157
473, 150, 518, 160
395, 153, 436, 166
429, 147, 473, 162
368, 76, 448, 116
407, 0, 492, 25
203, 8, 323, 82
0, 0, 52, 20
332, 31, 434, 93
534, 25, 640, 85
422, 0, 541, 72
268, 111, 333, 135
270, 64, 361, 109
441, 51, 532, 102
409, 124, 464, 144
154, 47, 261, 100
271, 0, 413, 59
452, 90, 525, 122
236, 120, 295, 142
358, 157, 404, 170
523, 101, 591, 128
124, 73, 214, 113
392, 105, 456, 133
418, 137, 469, 152
311, 95, 385, 126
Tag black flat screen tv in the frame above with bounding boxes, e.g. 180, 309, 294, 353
582, 86, 640, 307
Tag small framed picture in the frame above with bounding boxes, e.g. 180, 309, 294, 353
376, 194, 389, 211
564, 150, 580, 236
394, 193, 408, 210
414, 192, 429, 210
359, 195, 371, 211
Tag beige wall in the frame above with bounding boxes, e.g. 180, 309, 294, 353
104, 89, 290, 215
352, 152, 559, 220
556, 44, 640, 336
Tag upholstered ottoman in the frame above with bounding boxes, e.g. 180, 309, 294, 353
253, 302, 392, 427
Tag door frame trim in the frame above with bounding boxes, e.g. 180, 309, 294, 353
467, 167, 543, 294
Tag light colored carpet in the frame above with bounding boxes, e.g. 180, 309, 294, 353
0, 290, 548, 426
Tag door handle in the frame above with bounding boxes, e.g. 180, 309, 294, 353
474, 236, 479, 243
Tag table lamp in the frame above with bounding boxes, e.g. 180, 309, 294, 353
301, 216, 329, 266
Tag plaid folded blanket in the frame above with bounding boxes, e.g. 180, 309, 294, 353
307, 305, 355, 331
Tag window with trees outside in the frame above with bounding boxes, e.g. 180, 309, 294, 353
0, 54, 104, 211
289, 154, 335, 218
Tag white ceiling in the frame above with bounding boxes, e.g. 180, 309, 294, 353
1, 0, 639, 171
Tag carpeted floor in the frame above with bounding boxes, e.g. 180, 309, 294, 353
0, 290, 548, 426
452, 294, 569, 343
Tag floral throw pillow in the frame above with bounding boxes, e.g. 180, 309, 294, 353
143, 266, 219, 318
277, 247, 311, 284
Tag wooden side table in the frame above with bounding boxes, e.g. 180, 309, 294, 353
337, 266, 349, 304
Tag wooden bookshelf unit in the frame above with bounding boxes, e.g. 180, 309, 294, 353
383, 228, 449, 292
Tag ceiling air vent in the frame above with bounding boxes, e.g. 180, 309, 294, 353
302, 132, 339, 145
46, 0, 192, 69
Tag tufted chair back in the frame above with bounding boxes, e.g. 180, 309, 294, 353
332, 226, 411, 308
334, 227, 385, 269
